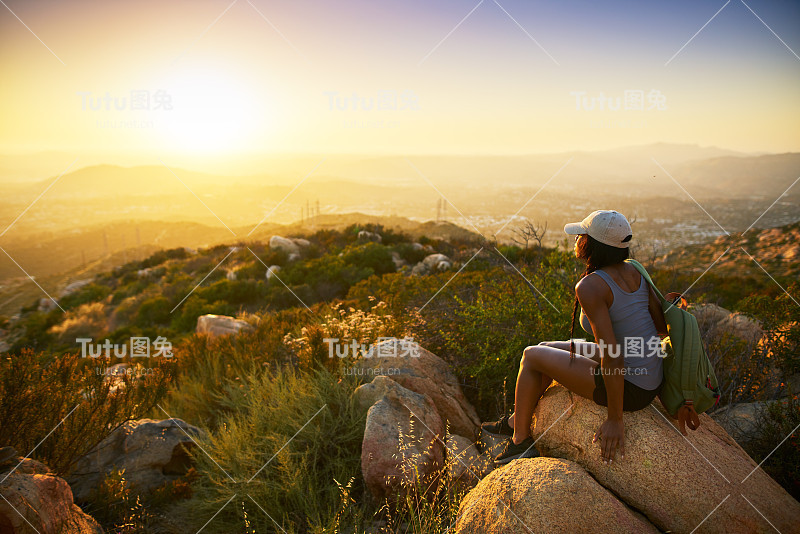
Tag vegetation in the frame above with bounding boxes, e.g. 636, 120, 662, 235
1, 222, 798, 530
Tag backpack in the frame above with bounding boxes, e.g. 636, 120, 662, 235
625, 259, 721, 434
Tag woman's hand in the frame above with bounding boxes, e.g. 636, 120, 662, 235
593, 418, 625, 463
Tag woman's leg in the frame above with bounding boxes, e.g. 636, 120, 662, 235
539, 340, 601, 363
511, 344, 598, 444
507, 340, 600, 429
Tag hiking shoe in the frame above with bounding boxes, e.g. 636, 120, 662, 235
493, 437, 539, 465
480, 414, 513, 436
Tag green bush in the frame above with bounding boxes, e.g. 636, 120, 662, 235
342, 242, 396, 276
60, 283, 112, 310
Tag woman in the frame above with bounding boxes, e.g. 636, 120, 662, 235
484, 210, 667, 465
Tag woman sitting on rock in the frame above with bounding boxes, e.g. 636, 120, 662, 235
484, 210, 667, 465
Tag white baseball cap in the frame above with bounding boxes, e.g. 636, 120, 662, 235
564, 210, 632, 248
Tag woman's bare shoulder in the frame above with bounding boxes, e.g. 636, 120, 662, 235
575, 272, 607, 299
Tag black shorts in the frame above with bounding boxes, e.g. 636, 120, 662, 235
592, 370, 661, 412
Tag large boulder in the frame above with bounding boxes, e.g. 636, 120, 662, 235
360, 379, 444, 499
693, 304, 763, 344
196, 314, 254, 337
0, 458, 103, 534
269, 236, 310, 257
453, 457, 658, 534
422, 253, 452, 272
68, 418, 204, 503
269, 235, 300, 255
354, 338, 480, 438
529, 385, 800, 533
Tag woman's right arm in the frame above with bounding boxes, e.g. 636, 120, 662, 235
648, 285, 668, 336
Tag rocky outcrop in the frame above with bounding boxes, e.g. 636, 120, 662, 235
525, 385, 800, 533
269, 235, 310, 259
454, 457, 658, 534
196, 314, 254, 337
0, 458, 103, 534
68, 418, 204, 503
357, 230, 382, 243
360, 379, 444, 499
354, 338, 479, 438
692, 304, 763, 344
265, 265, 281, 281
411, 253, 452, 276
355, 341, 483, 498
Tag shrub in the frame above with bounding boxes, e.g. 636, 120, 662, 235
744, 394, 800, 500
0, 349, 173, 475
342, 242, 396, 276
48, 302, 109, 345
60, 283, 112, 310
167, 367, 367, 534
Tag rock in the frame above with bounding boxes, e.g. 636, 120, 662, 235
692, 303, 732, 326
68, 418, 204, 503
529, 384, 800, 533
422, 253, 451, 272
354, 338, 480, 438
196, 314, 254, 337
60, 279, 92, 298
265, 265, 281, 281
390, 251, 407, 270
269, 235, 299, 255
358, 230, 382, 243
354, 375, 406, 412
476, 429, 506, 459
38, 297, 58, 312
0, 458, 103, 534
453, 457, 658, 534
269, 236, 310, 256
693, 304, 763, 345
446, 434, 491, 486
410, 262, 428, 276
361, 380, 444, 499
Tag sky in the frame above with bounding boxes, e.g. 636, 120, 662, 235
1, 0, 799, 165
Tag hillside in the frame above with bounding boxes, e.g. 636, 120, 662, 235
656, 221, 800, 279
1, 218, 798, 533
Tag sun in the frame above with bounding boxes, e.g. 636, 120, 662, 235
158, 68, 264, 154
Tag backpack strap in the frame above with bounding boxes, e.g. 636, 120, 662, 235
625, 259, 665, 303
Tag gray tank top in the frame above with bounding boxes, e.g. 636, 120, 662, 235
579, 268, 663, 390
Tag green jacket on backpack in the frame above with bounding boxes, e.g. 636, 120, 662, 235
625, 259, 720, 434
